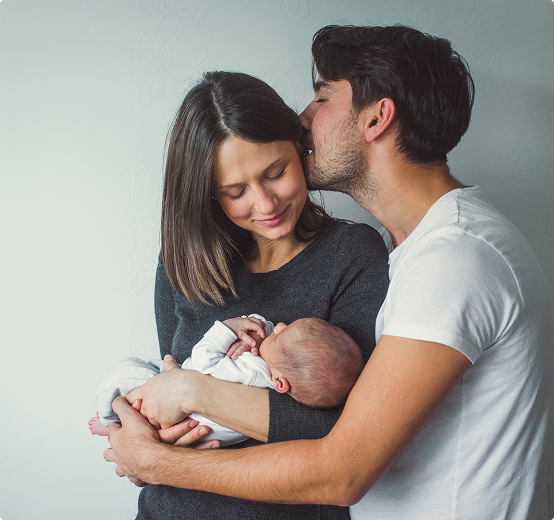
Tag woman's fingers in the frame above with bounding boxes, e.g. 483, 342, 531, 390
194, 438, 221, 450
157, 418, 197, 444
170, 424, 213, 448
162, 354, 179, 372
125, 386, 142, 407
157, 417, 218, 448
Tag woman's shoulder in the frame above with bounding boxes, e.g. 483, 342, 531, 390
320, 219, 388, 255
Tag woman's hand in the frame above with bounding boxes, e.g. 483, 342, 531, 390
126, 356, 204, 430
128, 355, 271, 442
104, 397, 220, 486
158, 418, 221, 449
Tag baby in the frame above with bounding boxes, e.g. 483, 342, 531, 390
89, 315, 363, 446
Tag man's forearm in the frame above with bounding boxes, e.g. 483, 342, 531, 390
146, 436, 355, 505
126, 336, 471, 506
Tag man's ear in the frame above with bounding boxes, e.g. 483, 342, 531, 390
272, 374, 290, 394
360, 98, 396, 143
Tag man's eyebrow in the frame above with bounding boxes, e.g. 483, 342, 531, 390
313, 79, 331, 93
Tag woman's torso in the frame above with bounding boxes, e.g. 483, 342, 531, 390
140, 219, 389, 520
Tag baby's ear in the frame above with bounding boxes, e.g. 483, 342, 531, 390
272, 374, 290, 394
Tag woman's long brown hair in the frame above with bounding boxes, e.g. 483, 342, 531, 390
161, 71, 330, 304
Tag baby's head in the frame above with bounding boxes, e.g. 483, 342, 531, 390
259, 318, 363, 408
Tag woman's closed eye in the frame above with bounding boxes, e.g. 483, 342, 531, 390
266, 168, 285, 181
219, 186, 246, 200
221, 168, 285, 200
224, 188, 246, 200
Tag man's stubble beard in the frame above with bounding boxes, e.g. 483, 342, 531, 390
306, 125, 378, 205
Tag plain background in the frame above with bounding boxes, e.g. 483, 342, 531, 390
1, 0, 553, 518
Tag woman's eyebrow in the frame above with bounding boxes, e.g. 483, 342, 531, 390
218, 158, 284, 190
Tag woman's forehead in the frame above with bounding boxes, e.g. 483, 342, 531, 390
214, 138, 293, 185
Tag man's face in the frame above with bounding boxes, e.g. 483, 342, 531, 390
299, 79, 367, 195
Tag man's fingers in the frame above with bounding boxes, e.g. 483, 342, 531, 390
107, 420, 121, 442
103, 446, 116, 463
112, 395, 134, 417
112, 396, 155, 428
128, 476, 148, 487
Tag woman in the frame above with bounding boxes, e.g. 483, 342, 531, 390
121, 71, 389, 520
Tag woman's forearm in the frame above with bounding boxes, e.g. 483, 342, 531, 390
193, 374, 270, 442
126, 365, 270, 441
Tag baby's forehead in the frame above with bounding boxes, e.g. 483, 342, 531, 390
289, 317, 322, 332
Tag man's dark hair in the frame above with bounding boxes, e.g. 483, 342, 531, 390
312, 25, 475, 164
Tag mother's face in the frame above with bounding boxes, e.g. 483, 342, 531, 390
213, 137, 307, 243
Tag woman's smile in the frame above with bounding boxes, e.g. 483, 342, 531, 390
254, 207, 289, 227
214, 137, 307, 244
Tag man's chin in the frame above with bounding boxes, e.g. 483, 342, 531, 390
306, 169, 328, 192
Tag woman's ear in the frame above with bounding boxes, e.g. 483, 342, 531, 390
272, 374, 291, 394
361, 98, 396, 143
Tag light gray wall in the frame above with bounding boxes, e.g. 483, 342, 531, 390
1, 1, 553, 518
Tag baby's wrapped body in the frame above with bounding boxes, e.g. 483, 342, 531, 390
94, 317, 275, 446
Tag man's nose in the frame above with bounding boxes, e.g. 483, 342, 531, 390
299, 101, 317, 131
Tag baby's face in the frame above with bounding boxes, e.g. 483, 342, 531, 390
258, 322, 289, 368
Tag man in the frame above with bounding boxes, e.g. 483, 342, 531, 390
105, 25, 554, 519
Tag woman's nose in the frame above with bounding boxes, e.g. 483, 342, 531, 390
254, 186, 278, 214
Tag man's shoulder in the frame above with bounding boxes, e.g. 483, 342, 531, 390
400, 187, 533, 275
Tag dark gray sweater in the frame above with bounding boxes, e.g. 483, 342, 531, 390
137, 220, 389, 520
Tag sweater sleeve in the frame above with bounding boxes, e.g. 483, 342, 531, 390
189, 321, 274, 387
268, 224, 390, 443
155, 263, 179, 359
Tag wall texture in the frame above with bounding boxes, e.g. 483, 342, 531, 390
1, 0, 553, 518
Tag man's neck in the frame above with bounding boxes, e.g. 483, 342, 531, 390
355, 159, 464, 248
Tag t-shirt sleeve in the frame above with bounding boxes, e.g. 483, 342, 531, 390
382, 230, 523, 363
268, 224, 390, 443
155, 263, 179, 359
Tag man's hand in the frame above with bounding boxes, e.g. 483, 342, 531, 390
223, 317, 266, 358
104, 396, 166, 485
104, 397, 219, 486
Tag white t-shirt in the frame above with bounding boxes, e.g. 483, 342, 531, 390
351, 187, 554, 520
